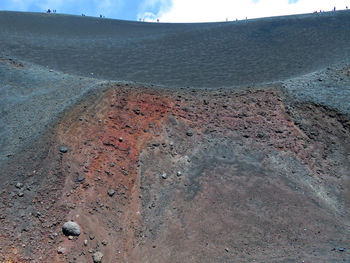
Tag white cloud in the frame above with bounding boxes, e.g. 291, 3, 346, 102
147, 0, 349, 22
137, 0, 172, 21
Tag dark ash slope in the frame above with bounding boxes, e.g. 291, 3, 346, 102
1, 11, 350, 87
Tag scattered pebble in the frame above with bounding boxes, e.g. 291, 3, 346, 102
119, 137, 123, 142
18, 192, 24, 197
15, 182, 23, 189
186, 131, 193, 136
59, 146, 68, 153
162, 173, 167, 179
256, 132, 264, 138
62, 221, 81, 236
57, 246, 64, 254
102, 240, 108, 246
339, 247, 345, 252
177, 171, 182, 177
76, 176, 85, 182
107, 189, 115, 197
84, 240, 88, 246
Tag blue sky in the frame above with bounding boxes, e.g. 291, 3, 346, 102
0, 0, 164, 20
0, 0, 349, 22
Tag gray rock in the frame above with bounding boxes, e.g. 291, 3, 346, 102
62, 221, 81, 236
15, 182, 23, 189
84, 239, 88, 246
162, 173, 167, 179
177, 171, 182, 177
59, 146, 68, 153
107, 189, 115, 197
57, 246, 64, 254
76, 175, 85, 182
18, 192, 24, 197
92, 251, 103, 263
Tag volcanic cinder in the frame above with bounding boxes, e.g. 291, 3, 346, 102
0, 10, 349, 263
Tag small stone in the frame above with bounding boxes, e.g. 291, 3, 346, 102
59, 146, 68, 153
133, 108, 141, 115
256, 132, 264, 138
68, 235, 73, 240
225, 247, 229, 252
57, 246, 64, 254
89, 234, 95, 240
177, 171, 182, 177
76, 176, 85, 182
107, 189, 115, 197
15, 182, 23, 189
62, 221, 81, 236
102, 240, 108, 246
92, 251, 103, 263
119, 137, 123, 142
18, 192, 24, 197
84, 240, 88, 246
162, 173, 167, 179
338, 247, 345, 252
186, 131, 193, 136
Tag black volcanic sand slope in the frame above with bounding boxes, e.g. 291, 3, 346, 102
0, 11, 350, 87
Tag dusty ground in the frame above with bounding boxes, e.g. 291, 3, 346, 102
0, 11, 349, 263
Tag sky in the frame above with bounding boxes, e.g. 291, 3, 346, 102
0, 0, 349, 22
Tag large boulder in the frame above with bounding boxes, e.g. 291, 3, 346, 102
92, 252, 104, 263
62, 221, 81, 236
